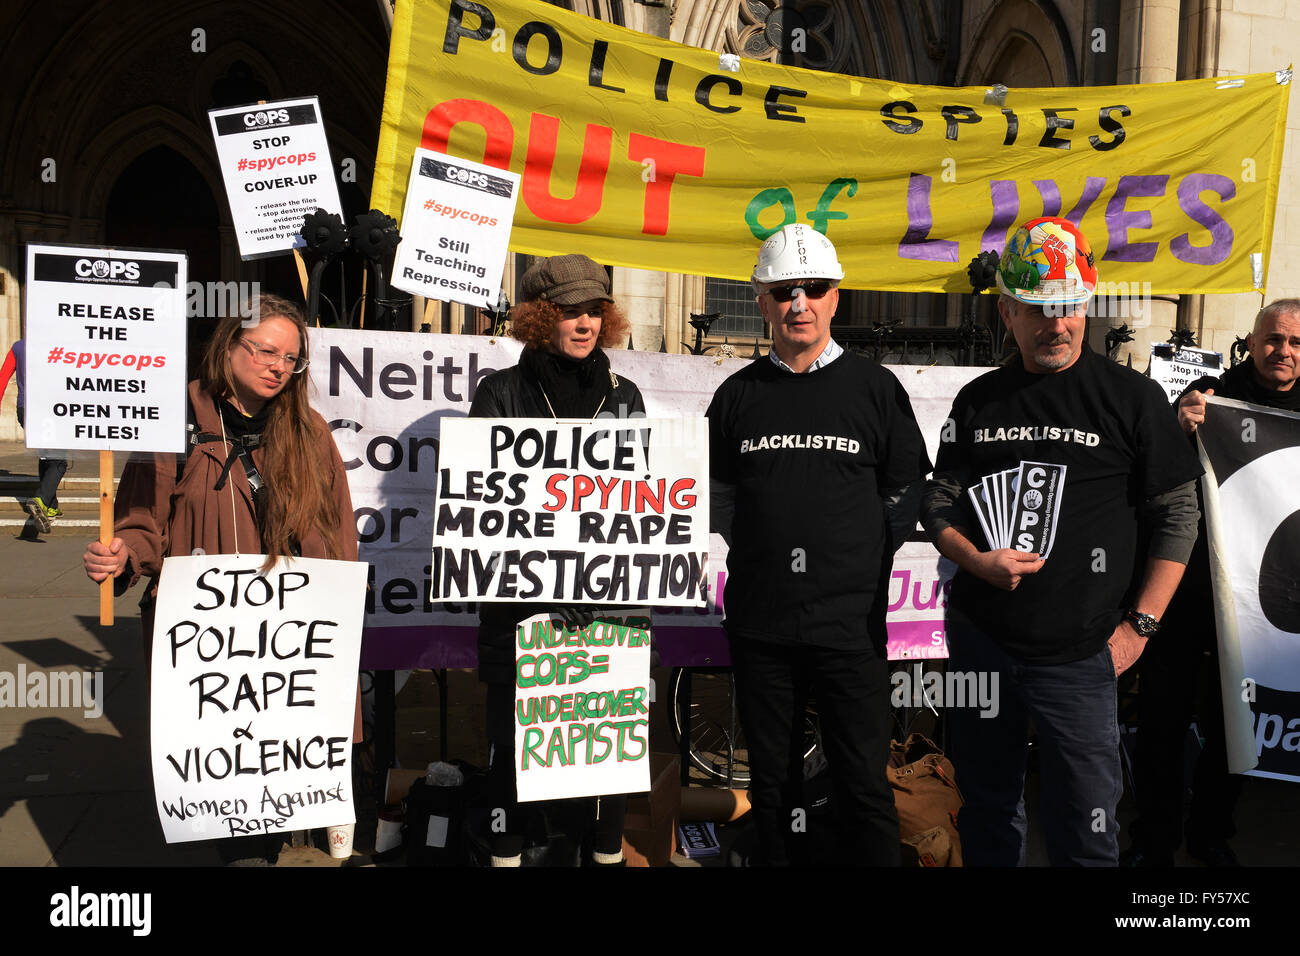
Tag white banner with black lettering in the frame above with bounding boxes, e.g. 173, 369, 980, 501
149, 554, 367, 842
1198, 397, 1300, 781
433, 417, 708, 606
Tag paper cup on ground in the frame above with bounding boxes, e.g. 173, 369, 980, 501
326, 823, 355, 859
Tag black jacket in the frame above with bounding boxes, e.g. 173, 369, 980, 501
468, 347, 646, 683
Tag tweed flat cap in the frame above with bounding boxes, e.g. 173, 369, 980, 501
518, 254, 613, 306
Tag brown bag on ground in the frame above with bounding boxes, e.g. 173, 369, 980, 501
888, 733, 964, 867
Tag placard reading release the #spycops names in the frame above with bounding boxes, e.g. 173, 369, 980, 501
208, 96, 344, 259
391, 149, 520, 309
23, 243, 187, 453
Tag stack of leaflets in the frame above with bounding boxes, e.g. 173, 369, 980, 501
967, 460, 1066, 559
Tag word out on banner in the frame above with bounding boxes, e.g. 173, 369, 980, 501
23, 243, 188, 452
371, 0, 1291, 294
1199, 398, 1300, 782
514, 610, 651, 802
432, 417, 710, 607
391, 149, 521, 308
209, 96, 345, 259
149, 554, 367, 842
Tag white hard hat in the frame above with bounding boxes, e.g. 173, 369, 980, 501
751, 223, 844, 291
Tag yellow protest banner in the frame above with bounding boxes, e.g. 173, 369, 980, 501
372, 0, 1291, 294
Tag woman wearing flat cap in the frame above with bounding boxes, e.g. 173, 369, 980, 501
469, 254, 645, 866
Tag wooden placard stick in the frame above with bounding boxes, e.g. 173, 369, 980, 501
99, 449, 114, 626
293, 248, 310, 303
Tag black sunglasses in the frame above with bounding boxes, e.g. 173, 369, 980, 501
766, 281, 833, 302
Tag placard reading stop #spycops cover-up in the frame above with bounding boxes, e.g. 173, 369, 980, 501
23, 243, 187, 453
514, 609, 651, 801
391, 149, 521, 308
433, 417, 709, 607
208, 96, 344, 259
149, 554, 367, 843
1149, 343, 1223, 404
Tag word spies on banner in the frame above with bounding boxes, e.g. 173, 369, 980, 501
1198, 398, 1300, 782
432, 417, 709, 607
23, 243, 187, 453
149, 554, 367, 842
209, 96, 345, 259
372, 0, 1290, 294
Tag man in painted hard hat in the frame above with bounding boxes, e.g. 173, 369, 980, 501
921, 216, 1202, 866
707, 223, 931, 865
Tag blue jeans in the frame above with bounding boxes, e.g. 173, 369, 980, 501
946, 617, 1121, 866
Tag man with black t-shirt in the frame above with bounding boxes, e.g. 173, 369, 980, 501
1124, 299, 1300, 868
922, 217, 1202, 866
708, 224, 930, 866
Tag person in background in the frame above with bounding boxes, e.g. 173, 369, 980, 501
0, 338, 69, 533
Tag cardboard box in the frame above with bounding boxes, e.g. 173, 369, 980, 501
621, 752, 680, 867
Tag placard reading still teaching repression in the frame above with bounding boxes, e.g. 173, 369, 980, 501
514, 609, 651, 801
209, 96, 344, 259
391, 149, 521, 308
372, 0, 1291, 294
432, 417, 709, 606
23, 243, 187, 453
149, 554, 367, 843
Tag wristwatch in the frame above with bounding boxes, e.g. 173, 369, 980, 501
1124, 608, 1161, 637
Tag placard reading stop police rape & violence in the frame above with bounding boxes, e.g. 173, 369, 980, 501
149, 554, 366, 843
23, 243, 187, 452
208, 96, 345, 259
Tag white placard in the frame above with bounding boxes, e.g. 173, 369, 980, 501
23, 243, 187, 453
391, 149, 520, 308
432, 417, 709, 606
149, 554, 367, 843
1149, 343, 1223, 403
208, 97, 344, 259
514, 610, 652, 802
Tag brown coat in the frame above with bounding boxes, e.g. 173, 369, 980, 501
114, 380, 363, 738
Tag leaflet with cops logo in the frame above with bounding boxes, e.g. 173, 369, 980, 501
390, 148, 520, 309
208, 96, 344, 259
23, 243, 187, 453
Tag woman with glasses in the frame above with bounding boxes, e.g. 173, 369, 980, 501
82, 293, 358, 864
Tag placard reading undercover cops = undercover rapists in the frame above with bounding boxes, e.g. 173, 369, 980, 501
208, 96, 344, 259
23, 243, 187, 453
391, 149, 521, 309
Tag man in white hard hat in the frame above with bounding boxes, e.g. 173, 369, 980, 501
707, 223, 931, 865
921, 216, 1202, 866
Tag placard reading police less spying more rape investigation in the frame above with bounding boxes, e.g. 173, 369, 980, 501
390, 149, 520, 308
23, 243, 187, 453
514, 609, 651, 802
432, 417, 710, 607
149, 554, 367, 843
208, 96, 344, 259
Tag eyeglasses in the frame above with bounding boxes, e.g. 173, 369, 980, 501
237, 337, 309, 373
765, 281, 834, 303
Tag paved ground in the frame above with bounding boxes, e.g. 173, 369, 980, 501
1, 439, 1296, 871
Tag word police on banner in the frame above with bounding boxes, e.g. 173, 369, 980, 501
1149, 343, 1224, 403
391, 149, 521, 308
149, 554, 367, 842
23, 243, 187, 452
432, 417, 709, 606
514, 610, 651, 801
209, 97, 345, 259
371, 0, 1290, 294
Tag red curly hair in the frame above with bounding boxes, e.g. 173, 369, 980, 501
509, 299, 630, 351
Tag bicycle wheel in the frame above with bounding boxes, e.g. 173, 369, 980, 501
670, 667, 751, 786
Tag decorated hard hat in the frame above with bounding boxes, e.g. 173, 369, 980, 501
752, 223, 845, 290
996, 217, 1097, 305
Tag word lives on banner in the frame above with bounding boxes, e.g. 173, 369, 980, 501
432, 417, 709, 607
1198, 397, 1300, 781
372, 0, 1290, 294
149, 554, 367, 842
514, 610, 651, 801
